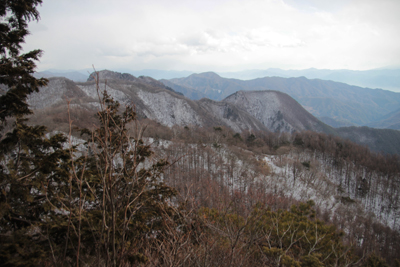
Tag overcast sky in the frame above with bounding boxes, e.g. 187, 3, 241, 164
24, 0, 400, 72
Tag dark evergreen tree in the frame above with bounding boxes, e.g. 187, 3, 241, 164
0, 3, 177, 265
0, 1, 71, 265
0, 0, 48, 128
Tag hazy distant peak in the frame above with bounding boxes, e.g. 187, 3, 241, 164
137, 75, 172, 89
224, 90, 290, 102
193, 72, 221, 79
138, 75, 163, 85
33, 71, 88, 82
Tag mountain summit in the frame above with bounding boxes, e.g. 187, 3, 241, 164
87, 69, 137, 82
223, 90, 333, 133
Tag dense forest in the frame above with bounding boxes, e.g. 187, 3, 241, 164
1, 1, 400, 267
140, 119, 400, 266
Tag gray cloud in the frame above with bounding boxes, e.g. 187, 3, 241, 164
22, 0, 400, 72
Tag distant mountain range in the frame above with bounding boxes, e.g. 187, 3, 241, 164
163, 72, 400, 128
34, 69, 194, 81
218, 68, 400, 92
28, 70, 400, 154
36, 67, 400, 92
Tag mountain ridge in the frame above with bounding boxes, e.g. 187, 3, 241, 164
218, 68, 400, 92
164, 72, 400, 126
28, 70, 400, 154
36, 67, 400, 93
29, 71, 330, 135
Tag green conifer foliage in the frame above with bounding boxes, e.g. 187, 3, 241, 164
0, 0, 47, 128
0, 1, 71, 265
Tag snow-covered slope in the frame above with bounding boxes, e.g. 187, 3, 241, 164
198, 98, 268, 133
27, 72, 273, 132
28, 77, 87, 109
137, 90, 202, 127
223, 90, 333, 133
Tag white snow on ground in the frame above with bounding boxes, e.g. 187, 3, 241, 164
262, 150, 400, 231
43, 129, 400, 234
28, 78, 69, 109
150, 137, 400, 233
137, 90, 202, 127
77, 83, 129, 104
154, 137, 400, 233
263, 154, 338, 210
224, 91, 295, 132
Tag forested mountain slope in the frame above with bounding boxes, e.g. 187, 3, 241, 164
336, 126, 400, 154
367, 108, 400, 130
143, 124, 400, 266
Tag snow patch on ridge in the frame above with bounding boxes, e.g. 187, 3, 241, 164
77, 83, 129, 103
224, 91, 295, 132
28, 78, 68, 109
137, 90, 202, 127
